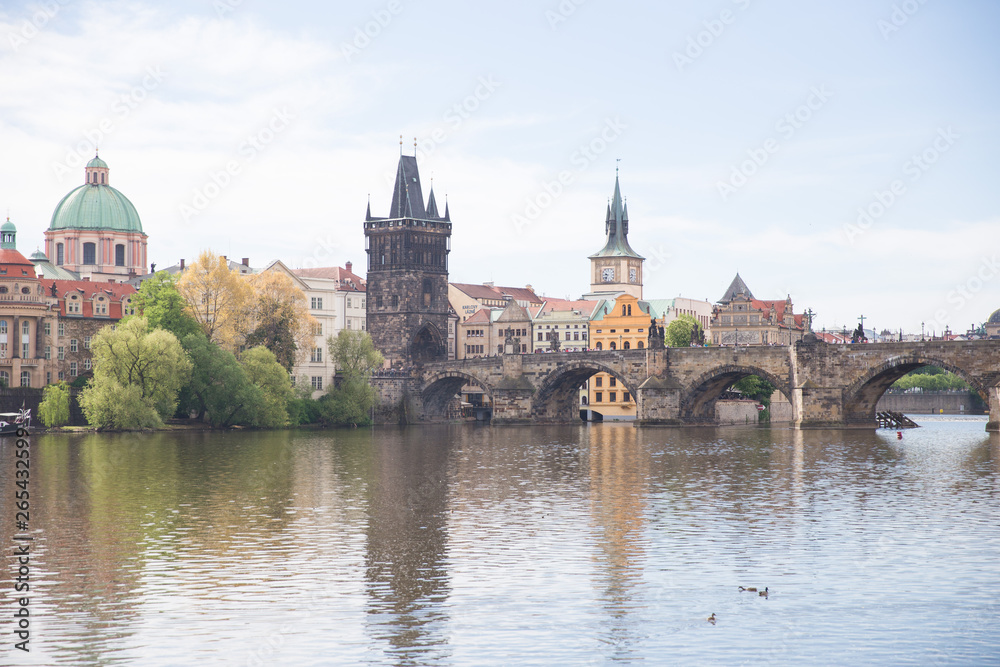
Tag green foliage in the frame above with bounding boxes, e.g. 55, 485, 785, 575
179, 333, 262, 427
80, 317, 192, 429
320, 376, 376, 427
731, 375, 777, 406
39, 382, 71, 427
665, 314, 703, 348
241, 346, 293, 428
127, 271, 201, 340
892, 367, 969, 391
243, 300, 299, 372
70, 373, 90, 389
288, 397, 323, 426
328, 330, 384, 379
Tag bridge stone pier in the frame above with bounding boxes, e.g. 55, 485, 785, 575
398, 338, 1000, 430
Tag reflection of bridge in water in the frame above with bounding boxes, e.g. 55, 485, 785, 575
395, 339, 1000, 430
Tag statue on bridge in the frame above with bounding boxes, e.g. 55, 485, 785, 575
548, 330, 561, 351
648, 317, 665, 350
851, 323, 868, 344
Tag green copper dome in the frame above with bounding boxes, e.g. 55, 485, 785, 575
50, 182, 144, 234
87, 155, 109, 169
1, 219, 15, 233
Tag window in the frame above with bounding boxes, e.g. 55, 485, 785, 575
610, 342, 616, 350
46, 372, 51, 384
346, 320, 352, 330
70, 339, 78, 353
69, 361, 77, 376
595, 342, 602, 350
311, 347, 323, 363
312, 323, 322, 336
21, 320, 28, 337
115, 244, 125, 266
537, 333, 543, 341
58, 371, 64, 381
58, 346, 64, 360
21, 341, 28, 358
58, 322, 65, 337
347, 298, 352, 308
391, 295, 398, 308
84, 359, 91, 371
311, 376, 323, 390
83, 243, 96, 265
43, 322, 51, 335
595, 392, 603, 403
596, 376, 603, 387
310, 297, 323, 310
84, 336, 91, 349
609, 391, 617, 402
56, 243, 64, 266
623, 392, 631, 402
376, 295, 383, 308
67, 297, 80, 314
20, 371, 30, 387
623, 341, 630, 350
95, 298, 107, 316
565, 332, 571, 340
638, 341, 644, 349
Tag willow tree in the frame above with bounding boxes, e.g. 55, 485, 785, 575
177, 250, 252, 351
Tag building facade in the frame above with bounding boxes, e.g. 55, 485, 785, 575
709, 274, 809, 345
531, 299, 597, 353
364, 154, 451, 367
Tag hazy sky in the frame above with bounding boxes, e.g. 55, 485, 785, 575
2, 0, 998, 334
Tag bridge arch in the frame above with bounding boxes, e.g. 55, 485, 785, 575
531, 359, 640, 422
681, 364, 791, 423
842, 355, 990, 424
421, 369, 493, 420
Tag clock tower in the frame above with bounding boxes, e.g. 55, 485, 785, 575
587, 169, 644, 299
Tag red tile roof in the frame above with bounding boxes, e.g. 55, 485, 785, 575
42, 279, 136, 319
293, 266, 366, 291
451, 282, 542, 304
463, 308, 492, 324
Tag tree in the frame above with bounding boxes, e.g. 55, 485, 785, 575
665, 314, 703, 348
322, 330, 384, 427
39, 381, 71, 427
241, 345, 293, 428
79, 318, 192, 429
176, 250, 252, 351
128, 270, 201, 340
243, 271, 317, 371
732, 375, 777, 405
178, 333, 263, 427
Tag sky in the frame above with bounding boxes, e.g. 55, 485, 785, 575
1, 0, 998, 335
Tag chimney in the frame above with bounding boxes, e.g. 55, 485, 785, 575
242, 257, 249, 267
345, 261, 352, 273
180, 258, 185, 270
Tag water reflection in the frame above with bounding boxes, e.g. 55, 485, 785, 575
363, 428, 451, 664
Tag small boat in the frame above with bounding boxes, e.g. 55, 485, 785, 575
0, 408, 31, 435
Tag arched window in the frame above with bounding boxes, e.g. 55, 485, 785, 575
19, 370, 30, 387
627, 305, 632, 316
0, 370, 9, 386
622, 305, 626, 316
101, 173, 106, 184
637, 341, 644, 349
595, 342, 602, 350
83, 242, 96, 265
623, 341, 630, 350
610, 342, 616, 350
115, 244, 125, 267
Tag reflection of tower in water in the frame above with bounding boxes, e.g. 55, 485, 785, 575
364, 433, 452, 662
588, 426, 649, 656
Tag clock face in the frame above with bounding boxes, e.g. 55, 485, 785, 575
602, 267, 614, 282
629, 268, 637, 283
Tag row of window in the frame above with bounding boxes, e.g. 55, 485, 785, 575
538, 331, 588, 342
593, 391, 631, 403
593, 341, 643, 350
55, 242, 127, 267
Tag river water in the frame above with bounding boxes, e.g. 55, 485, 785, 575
2, 417, 999, 666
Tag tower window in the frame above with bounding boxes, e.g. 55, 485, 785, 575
56, 243, 64, 266
83, 242, 96, 265
115, 244, 125, 266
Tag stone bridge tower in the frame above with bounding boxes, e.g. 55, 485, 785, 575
364, 153, 452, 367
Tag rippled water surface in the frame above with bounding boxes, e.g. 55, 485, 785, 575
2, 418, 999, 665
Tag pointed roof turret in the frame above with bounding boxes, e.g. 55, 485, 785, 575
365, 196, 372, 221
589, 169, 643, 260
718, 273, 754, 304
443, 198, 450, 222
388, 155, 427, 219
426, 186, 439, 218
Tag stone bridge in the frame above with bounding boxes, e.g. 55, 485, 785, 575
405, 339, 1000, 430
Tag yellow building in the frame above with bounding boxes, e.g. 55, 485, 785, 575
585, 294, 652, 419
